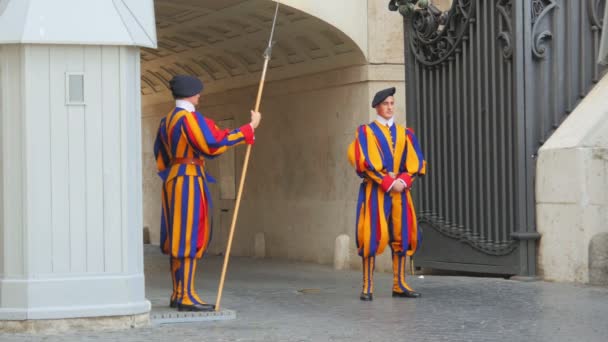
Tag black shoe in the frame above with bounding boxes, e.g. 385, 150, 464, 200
392, 290, 421, 298
177, 302, 216, 312
360, 292, 373, 301
170, 299, 177, 308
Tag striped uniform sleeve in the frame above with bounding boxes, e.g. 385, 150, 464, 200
182, 111, 255, 156
347, 125, 395, 192
154, 118, 171, 172
397, 128, 426, 187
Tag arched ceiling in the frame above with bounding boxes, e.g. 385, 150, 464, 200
142, 0, 367, 98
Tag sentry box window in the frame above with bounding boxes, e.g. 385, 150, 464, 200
65, 72, 85, 105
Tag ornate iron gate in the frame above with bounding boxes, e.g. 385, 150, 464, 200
391, 0, 606, 276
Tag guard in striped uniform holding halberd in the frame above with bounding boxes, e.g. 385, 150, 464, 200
347, 87, 426, 301
154, 75, 261, 311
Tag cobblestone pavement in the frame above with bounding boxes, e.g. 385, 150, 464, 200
2, 246, 608, 342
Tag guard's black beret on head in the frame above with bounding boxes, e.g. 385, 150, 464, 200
169, 75, 204, 98
372, 87, 396, 108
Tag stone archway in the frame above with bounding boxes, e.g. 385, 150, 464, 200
141, 0, 371, 264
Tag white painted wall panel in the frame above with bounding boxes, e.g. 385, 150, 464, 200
0, 45, 25, 277
120, 47, 130, 274
65, 47, 87, 273
122, 47, 144, 274
101, 46, 124, 274
83, 46, 105, 274
0, 44, 27, 311
49, 46, 71, 274
67, 105, 87, 273
0, 46, 4, 277
24, 45, 53, 274
16, 45, 144, 275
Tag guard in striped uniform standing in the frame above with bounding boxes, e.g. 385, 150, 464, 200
347, 87, 426, 301
154, 75, 261, 311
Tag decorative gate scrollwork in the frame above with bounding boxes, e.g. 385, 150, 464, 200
410, 0, 476, 67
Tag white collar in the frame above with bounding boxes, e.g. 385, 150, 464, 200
175, 99, 195, 112
375, 115, 394, 127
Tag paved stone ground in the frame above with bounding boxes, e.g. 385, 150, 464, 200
2, 246, 608, 342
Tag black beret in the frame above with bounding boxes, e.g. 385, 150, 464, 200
371, 87, 396, 108
169, 75, 203, 98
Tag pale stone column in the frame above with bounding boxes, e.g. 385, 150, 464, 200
333, 234, 350, 270
254, 232, 266, 258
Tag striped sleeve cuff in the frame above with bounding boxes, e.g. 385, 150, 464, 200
240, 123, 255, 145
397, 173, 413, 188
381, 175, 395, 193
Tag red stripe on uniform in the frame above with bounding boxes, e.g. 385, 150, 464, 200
376, 204, 382, 244
204, 117, 229, 141
197, 189, 205, 250
354, 141, 362, 173
407, 199, 414, 246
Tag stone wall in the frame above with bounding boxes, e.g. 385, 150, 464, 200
536, 74, 608, 284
